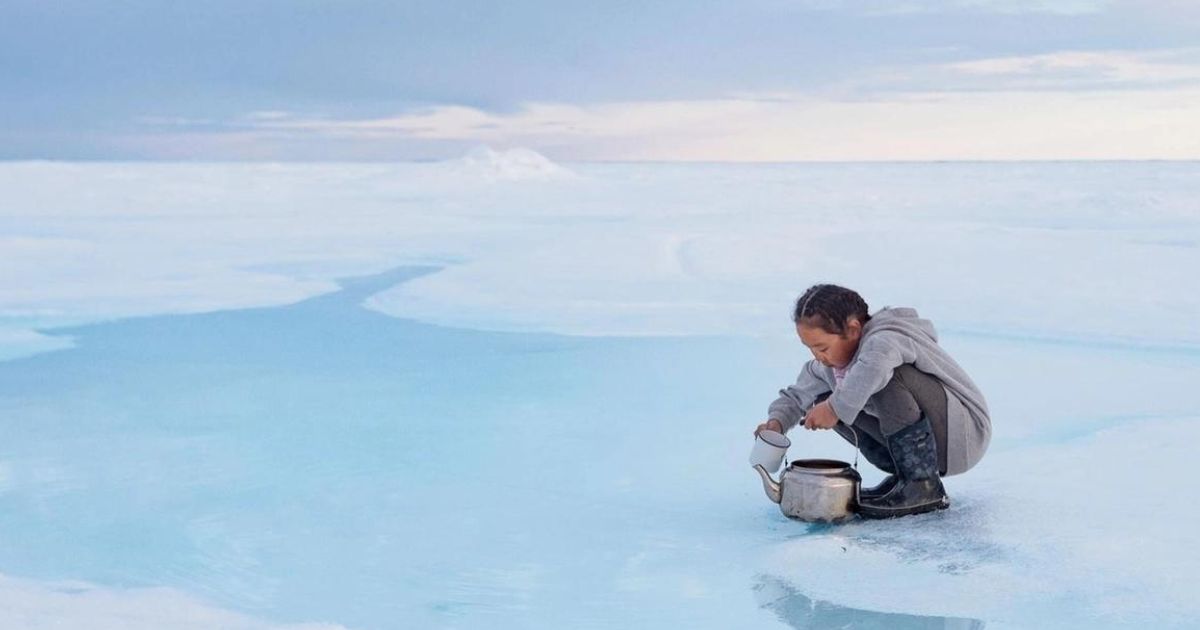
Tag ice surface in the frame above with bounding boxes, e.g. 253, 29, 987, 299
0, 574, 346, 630
0, 326, 74, 362
3, 160, 1198, 346
0, 159, 1197, 628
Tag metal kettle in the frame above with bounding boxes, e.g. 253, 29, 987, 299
755, 459, 861, 523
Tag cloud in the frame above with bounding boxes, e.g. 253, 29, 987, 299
245, 111, 294, 122
8, 0, 1200, 160
164, 74, 1200, 161
941, 48, 1200, 88
790, 0, 1111, 15
108, 43, 1200, 161
822, 47, 1200, 100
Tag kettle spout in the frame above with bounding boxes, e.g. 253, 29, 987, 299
754, 464, 782, 504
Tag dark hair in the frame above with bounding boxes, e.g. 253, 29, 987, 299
792, 284, 871, 336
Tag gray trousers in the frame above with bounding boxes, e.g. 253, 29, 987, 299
818, 363, 949, 476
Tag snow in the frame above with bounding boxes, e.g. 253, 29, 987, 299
0, 158, 1197, 628
0, 574, 347, 630
454, 145, 578, 181
4, 159, 1195, 345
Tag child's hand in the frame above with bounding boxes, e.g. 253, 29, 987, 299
803, 401, 839, 431
754, 419, 784, 436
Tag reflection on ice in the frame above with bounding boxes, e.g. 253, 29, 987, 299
755, 575, 985, 630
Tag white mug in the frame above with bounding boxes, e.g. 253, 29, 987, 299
749, 429, 791, 473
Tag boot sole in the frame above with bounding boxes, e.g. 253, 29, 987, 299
856, 484, 899, 503
857, 496, 950, 519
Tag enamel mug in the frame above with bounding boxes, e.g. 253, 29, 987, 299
749, 429, 791, 473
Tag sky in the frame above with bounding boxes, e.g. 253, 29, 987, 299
3, 0, 1200, 161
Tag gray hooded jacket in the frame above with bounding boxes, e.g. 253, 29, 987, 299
767, 306, 991, 476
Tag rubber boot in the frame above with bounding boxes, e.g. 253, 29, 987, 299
834, 422, 897, 501
857, 415, 949, 519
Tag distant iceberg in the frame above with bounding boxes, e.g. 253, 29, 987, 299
452, 145, 576, 181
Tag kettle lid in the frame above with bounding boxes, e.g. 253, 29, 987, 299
788, 458, 861, 481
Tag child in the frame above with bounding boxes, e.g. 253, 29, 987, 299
754, 284, 991, 518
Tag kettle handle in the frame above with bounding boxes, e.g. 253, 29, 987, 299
846, 424, 859, 471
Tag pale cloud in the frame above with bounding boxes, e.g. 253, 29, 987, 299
136, 115, 217, 127
791, 0, 1111, 15
254, 101, 765, 142
224, 83, 1200, 161
245, 110, 295, 122
944, 48, 1200, 85
10, 0, 1200, 160
131, 46, 1200, 162
831, 47, 1200, 99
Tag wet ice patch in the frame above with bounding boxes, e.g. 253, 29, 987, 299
761, 416, 1200, 629
0, 264, 1195, 628
0, 327, 74, 362
0, 573, 346, 630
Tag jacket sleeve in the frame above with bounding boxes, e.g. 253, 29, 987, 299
767, 359, 832, 433
828, 331, 919, 426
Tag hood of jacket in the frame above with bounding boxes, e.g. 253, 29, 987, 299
861, 306, 938, 344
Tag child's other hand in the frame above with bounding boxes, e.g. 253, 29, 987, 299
754, 419, 784, 436
803, 401, 839, 431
